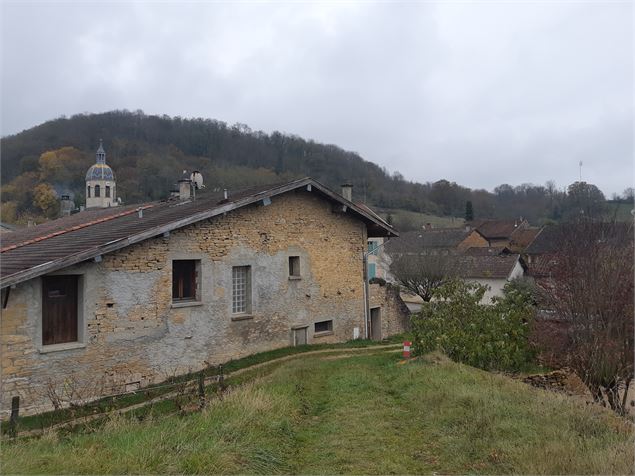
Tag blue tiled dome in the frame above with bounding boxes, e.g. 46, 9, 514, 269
85, 163, 115, 181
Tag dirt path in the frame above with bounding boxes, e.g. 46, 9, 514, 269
15, 343, 403, 438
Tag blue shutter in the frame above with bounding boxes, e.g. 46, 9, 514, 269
368, 263, 376, 280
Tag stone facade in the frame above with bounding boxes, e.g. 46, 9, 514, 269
0, 190, 389, 415
368, 280, 411, 339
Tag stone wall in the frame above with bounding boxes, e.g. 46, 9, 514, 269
1, 190, 370, 415
369, 280, 411, 338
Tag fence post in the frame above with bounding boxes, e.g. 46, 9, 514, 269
218, 364, 225, 392
198, 371, 206, 409
8, 396, 19, 437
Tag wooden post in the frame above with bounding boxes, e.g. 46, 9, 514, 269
8, 396, 19, 437
218, 365, 225, 391
197, 371, 206, 409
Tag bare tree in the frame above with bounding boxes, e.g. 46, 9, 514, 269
537, 219, 634, 414
390, 252, 456, 302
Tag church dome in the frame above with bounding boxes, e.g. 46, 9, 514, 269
85, 163, 115, 181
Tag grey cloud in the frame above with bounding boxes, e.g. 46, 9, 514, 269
1, 1, 632, 195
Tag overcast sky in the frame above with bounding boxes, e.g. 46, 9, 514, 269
1, 1, 633, 196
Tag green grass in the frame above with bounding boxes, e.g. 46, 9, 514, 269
378, 208, 464, 230
3, 352, 633, 475
2, 337, 405, 435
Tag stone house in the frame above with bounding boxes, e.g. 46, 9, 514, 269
0, 177, 403, 416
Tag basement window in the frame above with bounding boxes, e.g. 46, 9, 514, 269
172, 260, 200, 302
288, 256, 300, 278
314, 320, 333, 334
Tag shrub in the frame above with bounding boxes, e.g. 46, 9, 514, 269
411, 279, 535, 371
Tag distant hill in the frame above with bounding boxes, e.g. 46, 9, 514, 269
1, 110, 627, 225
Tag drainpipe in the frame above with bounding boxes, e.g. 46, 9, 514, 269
362, 252, 370, 339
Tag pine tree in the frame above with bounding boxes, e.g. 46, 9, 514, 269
465, 201, 474, 221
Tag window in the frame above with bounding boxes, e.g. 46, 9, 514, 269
368, 240, 379, 255
172, 260, 199, 302
368, 263, 376, 280
94, 185, 101, 197
42, 275, 79, 345
105, 186, 111, 198
232, 266, 251, 314
314, 320, 333, 334
87, 186, 91, 198
288, 256, 300, 278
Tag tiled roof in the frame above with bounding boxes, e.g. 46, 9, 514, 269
470, 219, 526, 239
524, 226, 562, 255
385, 228, 470, 253
509, 227, 541, 252
454, 254, 522, 279
463, 247, 510, 256
0, 178, 396, 288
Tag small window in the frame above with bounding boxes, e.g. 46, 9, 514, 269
314, 320, 333, 334
87, 186, 91, 198
232, 266, 251, 314
105, 186, 111, 198
368, 240, 379, 255
288, 256, 300, 278
172, 260, 199, 302
94, 184, 101, 197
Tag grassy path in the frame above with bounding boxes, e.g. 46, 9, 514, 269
3, 352, 633, 474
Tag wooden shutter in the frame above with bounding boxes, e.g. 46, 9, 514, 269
42, 276, 78, 345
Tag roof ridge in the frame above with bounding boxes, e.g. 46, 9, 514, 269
0, 205, 155, 254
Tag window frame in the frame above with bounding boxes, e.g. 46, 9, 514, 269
288, 256, 301, 279
171, 259, 201, 303
39, 274, 86, 352
232, 265, 252, 315
314, 320, 333, 335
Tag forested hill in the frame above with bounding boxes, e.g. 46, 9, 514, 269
0, 110, 626, 226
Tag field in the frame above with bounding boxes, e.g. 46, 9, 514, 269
3, 350, 633, 475
378, 208, 464, 231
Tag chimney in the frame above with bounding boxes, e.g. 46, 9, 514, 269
341, 183, 353, 202
60, 195, 74, 217
178, 170, 191, 200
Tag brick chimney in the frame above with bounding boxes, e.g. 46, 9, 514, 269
59, 195, 74, 217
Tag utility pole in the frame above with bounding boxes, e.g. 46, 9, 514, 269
579, 161, 583, 182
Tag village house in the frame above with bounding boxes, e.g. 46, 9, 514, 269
0, 144, 407, 416
464, 218, 542, 255
383, 227, 526, 309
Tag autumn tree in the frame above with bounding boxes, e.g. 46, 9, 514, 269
32, 183, 59, 218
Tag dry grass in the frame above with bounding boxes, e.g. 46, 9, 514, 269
3, 352, 633, 474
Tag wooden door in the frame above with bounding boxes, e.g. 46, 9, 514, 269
42, 276, 78, 345
293, 327, 307, 346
